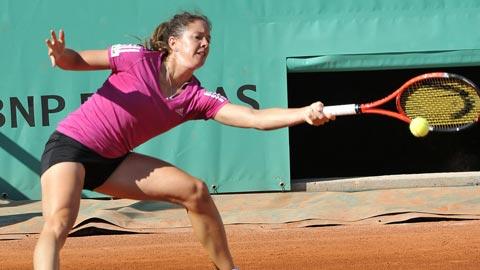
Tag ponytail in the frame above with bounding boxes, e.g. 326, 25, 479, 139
145, 11, 212, 54
146, 22, 170, 52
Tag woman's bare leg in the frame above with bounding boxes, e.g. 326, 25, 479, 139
33, 162, 85, 270
95, 152, 235, 270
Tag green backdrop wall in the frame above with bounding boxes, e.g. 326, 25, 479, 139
1, 0, 480, 199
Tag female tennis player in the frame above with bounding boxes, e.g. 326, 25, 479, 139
33, 11, 334, 270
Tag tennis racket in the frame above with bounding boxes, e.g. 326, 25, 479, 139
322, 72, 480, 132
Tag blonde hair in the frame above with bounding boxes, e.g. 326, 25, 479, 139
146, 11, 211, 54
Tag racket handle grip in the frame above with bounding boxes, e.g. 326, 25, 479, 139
323, 104, 358, 116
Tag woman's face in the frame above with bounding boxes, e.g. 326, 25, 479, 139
170, 19, 211, 70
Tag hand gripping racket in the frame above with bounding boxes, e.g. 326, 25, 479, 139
323, 72, 480, 132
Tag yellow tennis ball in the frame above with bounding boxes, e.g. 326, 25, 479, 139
409, 117, 430, 137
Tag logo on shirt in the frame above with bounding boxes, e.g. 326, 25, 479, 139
111, 44, 142, 57
175, 108, 185, 117
204, 92, 226, 102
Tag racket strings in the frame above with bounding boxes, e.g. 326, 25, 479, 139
399, 78, 480, 129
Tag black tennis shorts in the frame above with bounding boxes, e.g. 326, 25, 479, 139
40, 131, 130, 191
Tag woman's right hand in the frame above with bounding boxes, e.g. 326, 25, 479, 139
45, 29, 65, 67
304, 101, 335, 126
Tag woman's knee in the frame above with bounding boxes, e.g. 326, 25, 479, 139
42, 209, 76, 239
184, 179, 212, 212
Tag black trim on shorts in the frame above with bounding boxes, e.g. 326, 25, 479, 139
40, 131, 129, 191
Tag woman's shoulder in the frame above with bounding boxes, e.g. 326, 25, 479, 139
109, 44, 163, 72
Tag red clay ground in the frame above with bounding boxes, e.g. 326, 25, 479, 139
2, 220, 480, 270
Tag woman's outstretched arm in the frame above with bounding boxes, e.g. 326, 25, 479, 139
214, 101, 334, 130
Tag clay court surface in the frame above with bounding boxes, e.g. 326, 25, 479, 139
2, 183, 480, 269
2, 220, 480, 270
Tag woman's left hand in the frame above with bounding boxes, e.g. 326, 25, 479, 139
45, 29, 66, 67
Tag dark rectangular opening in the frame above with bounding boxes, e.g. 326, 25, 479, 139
288, 66, 480, 180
